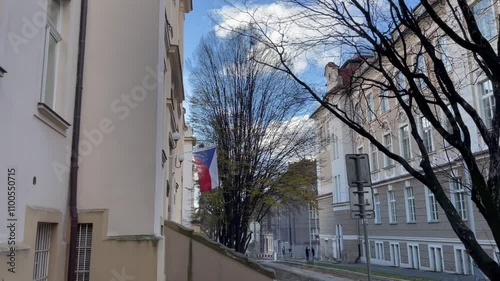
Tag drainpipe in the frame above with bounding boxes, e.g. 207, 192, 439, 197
67, 1, 88, 280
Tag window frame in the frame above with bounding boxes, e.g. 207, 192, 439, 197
332, 133, 339, 159
437, 35, 452, 72
425, 187, 440, 222
383, 133, 394, 167
367, 92, 375, 122
472, 0, 497, 40
380, 93, 389, 114
33, 223, 52, 281
405, 184, 416, 223
369, 142, 379, 171
375, 241, 385, 260
416, 55, 428, 90
333, 175, 342, 203
374, 192, 381, 224
419, 116, 434, 153
388, 188, 397, 224
479, 80, 495, 129
40, 0, 63, 110
399, 125, 412, 160
75, 224, 93, 281
450, 177, 468, 221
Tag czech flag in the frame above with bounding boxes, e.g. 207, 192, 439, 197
193, 148, 219, 192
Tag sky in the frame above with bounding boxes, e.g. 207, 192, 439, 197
183, 0, 330, 117
183, 0, 228, 111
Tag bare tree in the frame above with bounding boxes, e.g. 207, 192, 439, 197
218, 0, 500, 278
188, 32, 317, 253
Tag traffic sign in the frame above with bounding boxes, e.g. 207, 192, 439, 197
345, 154, 372, 187
350, 211, 375, 219
349, 186, 374, 212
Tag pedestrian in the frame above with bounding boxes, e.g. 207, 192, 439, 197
311, 247, 315, 262
305, 247, 310, 262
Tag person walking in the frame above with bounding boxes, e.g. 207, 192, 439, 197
311, 247, 315, 262
305, 247, 310, 262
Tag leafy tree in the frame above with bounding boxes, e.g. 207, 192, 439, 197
219, 0, 500, 278
188, 32, 317, 253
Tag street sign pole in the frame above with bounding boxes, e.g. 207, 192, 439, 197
347, 155, 373, 281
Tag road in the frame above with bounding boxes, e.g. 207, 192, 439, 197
261, 261, 354, 281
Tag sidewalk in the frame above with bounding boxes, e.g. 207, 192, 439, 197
280, 259, 477, 281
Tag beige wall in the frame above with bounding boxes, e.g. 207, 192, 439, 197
0, 206, 66, 281
165, 222, 276, 281
79, 209, 159, 281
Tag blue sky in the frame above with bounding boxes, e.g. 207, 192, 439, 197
183, 0, 226, 113
183, 1, 328, 116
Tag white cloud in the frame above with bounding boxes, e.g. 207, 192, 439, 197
212, 2, 342, 73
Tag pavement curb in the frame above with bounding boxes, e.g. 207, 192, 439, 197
277, 261, 410, 281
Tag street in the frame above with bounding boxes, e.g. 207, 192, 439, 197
261, 261, 354, 281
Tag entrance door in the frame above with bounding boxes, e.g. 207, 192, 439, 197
408, 244, 420, 269
334, 225, 343, 260
430, 246, 443, 272
390, 243, 401, 266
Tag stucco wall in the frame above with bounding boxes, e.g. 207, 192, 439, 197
77, 0, 162, 237
165, 221, 276, 281
0, 0, 80, 249
79, 209, 159, 281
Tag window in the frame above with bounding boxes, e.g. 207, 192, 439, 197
367, 93, 375, 121
437, 36, 452, 72
33, 223, 52, 281
405, 185, 416, 223
375, 241, 385, 260
323, 121, 331, 143
383, 134, 393, 167
332, 134, 339, 159
429, 245, 444, 272
362, 240, 366, 257
473, 0, 497, 40
396, 71, 406, 90
443, 104, 454, 134
354, 102, 362, 124
380, 94, 389, 113
399, 125, 411, 160
333, 175, 342, 203
396, 71, 408, 103
76, 224, 93, 281
41, 0, 62, 109
480, 80, 495, 129
419, 117, 434, 152
388, 189, 397, 223
370, 143, 379, 171
426, 187, 439, 222
374, 193, 381, 224
455, 247, 473, 275
416, 55, 427, 89
450, 177, 467, 220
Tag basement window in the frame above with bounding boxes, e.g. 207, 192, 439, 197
33, 223, 53, 281
76, 224, 93, 281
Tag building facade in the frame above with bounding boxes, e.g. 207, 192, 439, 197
0, 1, 82, 280
312, 0, 499, 278
258, 160, 320, 259
0, 0, 193, 280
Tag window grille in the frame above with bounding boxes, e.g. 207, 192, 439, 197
33, 223, 52, 281
76, 224, 93, 281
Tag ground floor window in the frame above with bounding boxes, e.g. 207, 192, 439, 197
33, 223, 53, 281
76, 224, 93, 281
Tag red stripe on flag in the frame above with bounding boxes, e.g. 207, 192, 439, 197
195, 159, 212, 192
